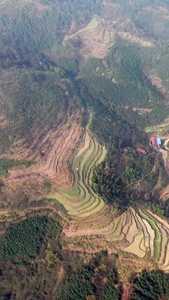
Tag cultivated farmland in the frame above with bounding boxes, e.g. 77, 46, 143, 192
64, 16, 115, 59
7, 125, 169, 270
47, 131, 107, 217
63, 203, 169, 270
43, 129, 169, 270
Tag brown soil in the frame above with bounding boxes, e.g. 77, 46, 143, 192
62, 246, 103, 254
149, 75, 166, 94
160, 183, 169, 200
0, 114, 8, 128
63, 227, 103, 238
122, 285, 132, 300
9, 121, 84, 189
117, 31, 152, 47
65, 16, 115, 60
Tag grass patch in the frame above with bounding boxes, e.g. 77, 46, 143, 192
67, 17, 99, 40
84, 17, 99, 31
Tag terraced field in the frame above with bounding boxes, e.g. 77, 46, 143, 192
5, 124, 169, 270
64, 16, 115, 59
103, 208, 169, 269
9, 121, 83, 188
43, 129, 169, 270
146, 117, 169, 135
47, 131, 107, 217
63, 205, 169, 270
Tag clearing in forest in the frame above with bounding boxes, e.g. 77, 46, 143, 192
64, 16, 115, 59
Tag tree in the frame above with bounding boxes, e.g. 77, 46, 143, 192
91, 162, 122, 204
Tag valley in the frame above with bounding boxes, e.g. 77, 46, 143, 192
2, 0, 169, 299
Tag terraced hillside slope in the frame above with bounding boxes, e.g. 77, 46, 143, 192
25, 127, 168, 271
4, 121, 169, 271
2, 1, 169, 297
8, 119, 83, 188
64, 3, 153, 60
47, 131, 107, 217
63, 206, 169, 272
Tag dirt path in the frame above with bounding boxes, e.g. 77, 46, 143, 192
122, 286, 132, 300
0, 206, 70, 225
160, 183, 169, 200
159, 148, 169, 199
159, 149, 168, 169
164, 139, 169, 150
63, 228, 103, 237
62, 246, 104, 254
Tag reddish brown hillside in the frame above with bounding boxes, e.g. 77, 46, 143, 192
9, 120, 84, 189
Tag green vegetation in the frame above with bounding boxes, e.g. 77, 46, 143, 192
47, 132, 106, 217
0, 0, 103, 68
138, 210, 161, 261
101, 269, 122, 300
91, 162, 123, 205
1, 0, 169, 157
91, 144, 162, 209
130, 270, 169, 300
0, 246, 122, 300
80, 43, 169, 136
0, 217, 61, 261
59, 267, 96, 300
1, 0, 169, 297
0, 158, 31, 176
58, 254, 122, 300
67, 17, 99, 39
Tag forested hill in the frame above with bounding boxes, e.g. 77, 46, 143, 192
1, 0, 169, 208
1, 0, 169, 154
2, 0, 169, 299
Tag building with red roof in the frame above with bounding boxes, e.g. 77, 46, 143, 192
151, 137, 162, 147
137, 147, 148, 155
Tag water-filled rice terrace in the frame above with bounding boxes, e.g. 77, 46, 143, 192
110, 207, 169, 271
48, 131, 169, 270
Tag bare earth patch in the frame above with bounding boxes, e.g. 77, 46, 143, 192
64, 16, 115, 59
118, 31, 152, 47
0, 115, 8, 128
132, 107, 153, 115
149, 75, 166, 94
122, 285, 132, 300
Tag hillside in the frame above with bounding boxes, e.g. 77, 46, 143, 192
2, 0, 169, 299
